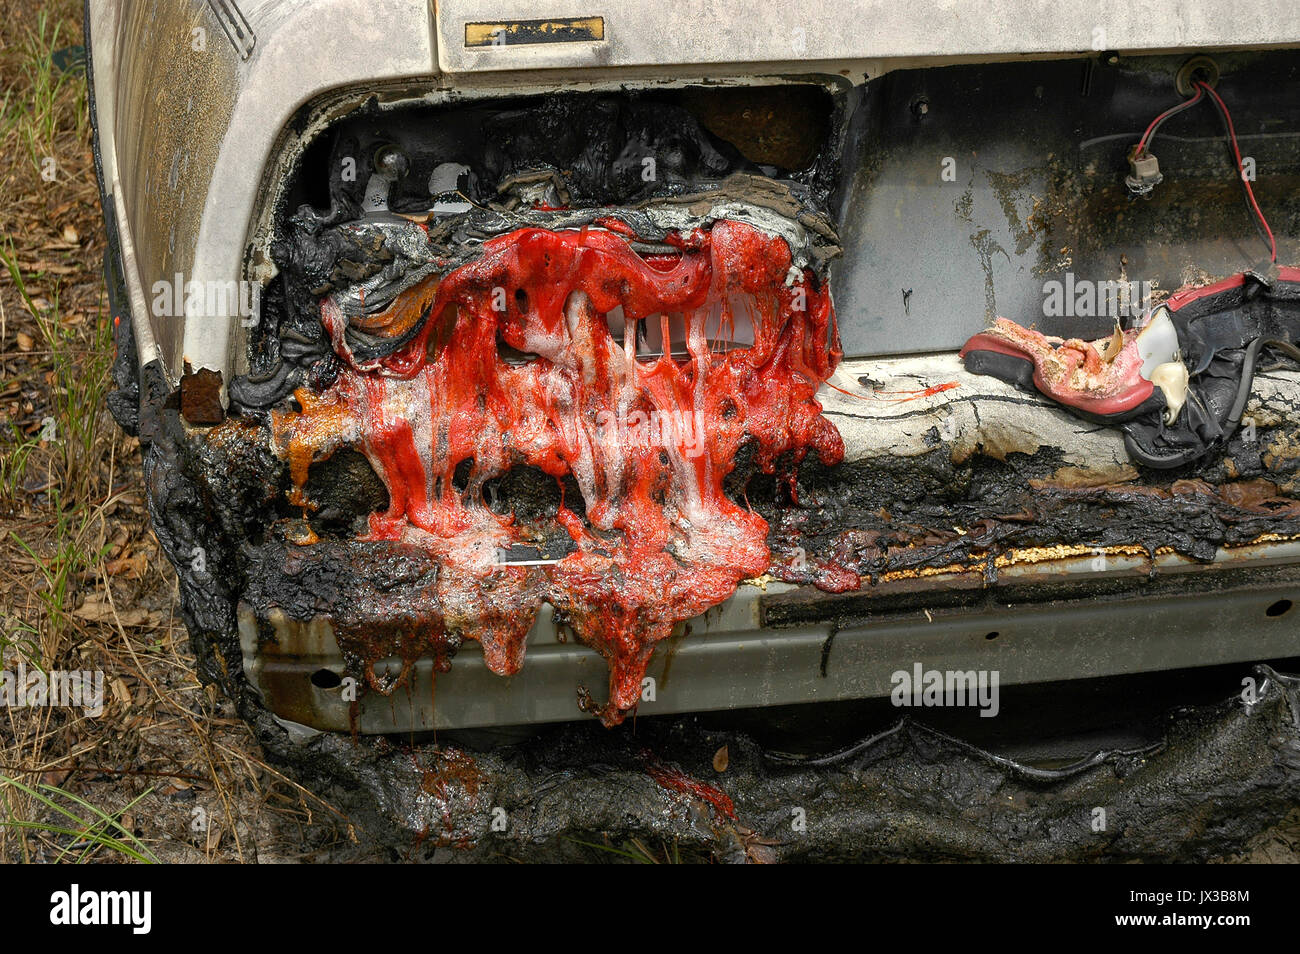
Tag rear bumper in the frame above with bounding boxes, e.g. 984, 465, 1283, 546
245, 541, 1300, 734
234, 350, 1300, 734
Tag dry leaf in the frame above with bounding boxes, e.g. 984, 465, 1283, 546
15, 332, 34, 351
712, 744, 729, 773
105, 553, 149, 579
62, 225, 79, 244
73, 599, 161, 627
111, 677, 132, 710
19, 261, 77, 275
737, 826, 781, 864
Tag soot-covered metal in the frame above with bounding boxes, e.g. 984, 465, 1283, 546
113, 81, 1300, 859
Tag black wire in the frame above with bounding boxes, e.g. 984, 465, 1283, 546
1225, 336, 1266, 431
1227, 338, 1300, 431
1140, 91, 1204, 153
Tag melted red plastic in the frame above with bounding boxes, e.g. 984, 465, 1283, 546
275, 221, 843, 725
644, 749, 737, 820
961, 319, 1152, 415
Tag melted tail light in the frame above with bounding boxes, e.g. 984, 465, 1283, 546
272, 221, 843, 724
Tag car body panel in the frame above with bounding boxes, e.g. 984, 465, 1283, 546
89, 0, 436, 379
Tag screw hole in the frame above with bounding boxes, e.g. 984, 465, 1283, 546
1265, 599, 1292, 618
310, 668, 342, 689
984, 631, 1000, 641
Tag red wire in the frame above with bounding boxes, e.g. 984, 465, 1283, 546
1197, 80, 1277, 263
1136, 86, 1203, 156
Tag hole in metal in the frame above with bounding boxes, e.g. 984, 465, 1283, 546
310, 668, 343, 689
1266, 599, 1293, 618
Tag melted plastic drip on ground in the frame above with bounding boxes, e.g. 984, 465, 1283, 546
274, 221, 843, 725
643, 748, 737, 820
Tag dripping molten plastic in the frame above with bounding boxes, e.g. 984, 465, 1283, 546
274, 221, 845, 725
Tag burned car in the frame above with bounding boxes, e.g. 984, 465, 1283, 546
88, 0, 1300, 860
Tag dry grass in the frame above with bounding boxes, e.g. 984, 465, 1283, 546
0, 0, 366, 863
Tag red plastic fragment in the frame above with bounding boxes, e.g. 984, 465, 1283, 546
960, 318, 1153, 416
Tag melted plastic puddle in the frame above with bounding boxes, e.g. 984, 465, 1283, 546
273, 221, 843, 725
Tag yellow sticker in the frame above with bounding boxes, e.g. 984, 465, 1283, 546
465, 17, 605, 48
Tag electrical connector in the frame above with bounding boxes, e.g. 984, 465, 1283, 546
1125, 148, 1163, 196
